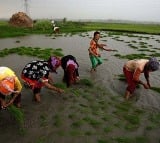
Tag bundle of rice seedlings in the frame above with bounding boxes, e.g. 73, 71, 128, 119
80, 78, 93, 87
7, 105, 24, 125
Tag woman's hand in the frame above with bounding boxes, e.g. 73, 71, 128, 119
57, 88, 64, 93
76, 76, 80, 82
1, 101, 7, 109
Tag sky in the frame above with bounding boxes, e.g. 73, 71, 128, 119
1, 0, 160, 22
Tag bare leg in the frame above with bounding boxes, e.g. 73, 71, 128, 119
90, 68, 95, 73
34, 93, 41, 102
33, 88, 41, 102
124, 90, 131, 100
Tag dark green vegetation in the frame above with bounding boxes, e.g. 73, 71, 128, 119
0, 47, 64, 59
111, 33, 160, 60
150, 87, 160, 94
0, 20, 160, 38
8, 105, 24, 125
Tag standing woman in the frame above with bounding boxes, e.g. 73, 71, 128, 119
0, 67, 22, 109
88, 31, 114, 72
21, 56, 64, 102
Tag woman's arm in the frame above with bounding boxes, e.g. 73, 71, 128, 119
144, 71, 150, 87
43, 81, 64, 93
48, 73, 54, 85
4, 93, 19, 107
133, 68, 150, 89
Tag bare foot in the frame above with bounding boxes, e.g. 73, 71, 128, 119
90, 68, 96, 73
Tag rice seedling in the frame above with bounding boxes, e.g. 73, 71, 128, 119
97, 139, 109, 143
131, 40, 137, 43
56, 130, 65, 136
83, 116, 102, 127
78, 107, 91, 115
123, 114, 140, 131
139, 41, 148, 45
15, 40, 20, 43
53, 114, 62, 127
153, 48, 160, 51
69, 130, 82, 136
114, 102, 132, 112
150, 87, 160, 94
85, 131, 94, 136
39, 114, 48, 127
155, 39, 160, 43
114, 121, 123, 128
127, 44, 138, 49
103, 126, 113, 133
101, 114, 112, 121
112, 136, 134, 143
53, 82, 67, 89
123, 114, 140, 125
125, 123, 139, 131
148, 113, 160, 125
140, 45, 148, 48
135, 136, 149, 143
7, 105, 24, 125
133, 108, 145, 115
116, 53, 148, 60
68, 113, 77, 119
0, 46, 64, 59
79, 78, 94, 87
71, 120, 84, 128
137, 49, 151, 52
145, 124, 157, 130
34, 136, 46, 143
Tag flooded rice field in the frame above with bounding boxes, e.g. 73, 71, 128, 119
1, 31, 160, 110
0, 31, 160, 143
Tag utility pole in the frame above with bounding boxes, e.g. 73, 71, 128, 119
24, 0, 29, 15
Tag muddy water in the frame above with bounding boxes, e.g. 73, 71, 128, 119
0, 32, 160, 110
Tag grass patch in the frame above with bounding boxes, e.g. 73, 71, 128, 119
124, 114, 140, 125
79, 78, 94, 87
127, 44, 138, 49
115, 102, 132, 112
114, 53, 148, 60
1, 20, 160, 38
53, 82, 67, 89
7, 105, 24, 125
69, 130, 82, 136
103, 126, 113, 133
0, 47, 64, 59
71, 120, 84, 128
150, 86, 160, 94
39, 114, 48, 127
83, 116, 101, 127
112, 136, 149, 143
53, 114, 62, 127
97, 139, 109, 143
149, 113, 160, 125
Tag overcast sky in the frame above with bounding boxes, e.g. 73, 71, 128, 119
1, 0, 160, 22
